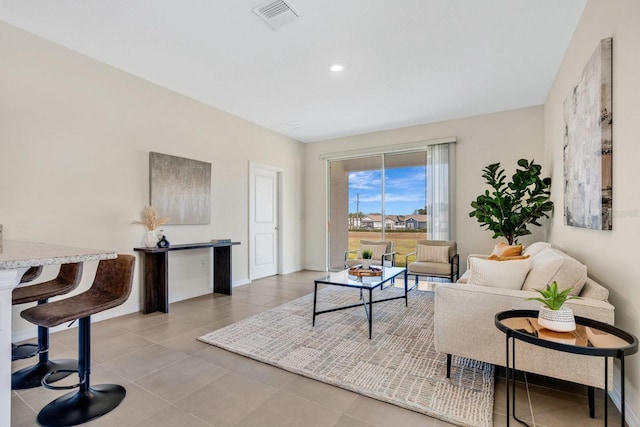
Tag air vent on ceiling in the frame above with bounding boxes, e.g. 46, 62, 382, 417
253, 0, 299, 29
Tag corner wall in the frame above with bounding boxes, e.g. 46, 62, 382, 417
304, 106, 545, 272
1, 21, 304, 338
544, 0, 640, 421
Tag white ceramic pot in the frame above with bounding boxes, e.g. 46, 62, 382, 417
143, 230, 159, 247
362, 259, 371, 269
538, 305, 576, 332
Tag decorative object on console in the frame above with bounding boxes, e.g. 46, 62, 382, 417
156, 231, 170, 248
211, 238, 232, 244
133, 206, 169, 247
527, 281, 579, 332
563, 38, 613, 231
469, 159, 553, 245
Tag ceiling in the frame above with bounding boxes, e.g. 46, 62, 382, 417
0, 0, 586, 143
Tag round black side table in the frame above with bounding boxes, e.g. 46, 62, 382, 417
495, 309, 638, 427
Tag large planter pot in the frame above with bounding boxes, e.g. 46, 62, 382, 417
538, 305, 576, 332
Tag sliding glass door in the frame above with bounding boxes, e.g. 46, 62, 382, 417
382, 152, 427, 267
329, 156, 382, 270
328, 145, 451, 270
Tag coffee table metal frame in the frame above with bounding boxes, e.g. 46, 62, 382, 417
313, 267, 407, 339
495, 309, 638, 427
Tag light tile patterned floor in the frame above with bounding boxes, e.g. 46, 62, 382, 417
11, 270, 620, 426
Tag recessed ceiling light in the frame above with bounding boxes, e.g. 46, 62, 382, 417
330, 64, 344, 72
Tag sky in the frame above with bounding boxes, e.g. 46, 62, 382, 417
348, 166, 426, 215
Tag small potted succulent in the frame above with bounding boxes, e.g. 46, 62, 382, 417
527, 281, 580, 332
361, 249, 373, 269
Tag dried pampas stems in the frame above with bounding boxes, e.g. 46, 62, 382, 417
133, 206, 169, 230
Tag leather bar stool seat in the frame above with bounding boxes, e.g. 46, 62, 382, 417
21, 255, 135, 427
20, 265, 44, 283
11, 266, 45, 360
12, 263, 83, 389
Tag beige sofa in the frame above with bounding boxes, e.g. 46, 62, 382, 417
434, 242, 615, 389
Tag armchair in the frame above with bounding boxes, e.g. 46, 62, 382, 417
344, 239, 395, 268
405, 240, 459, 284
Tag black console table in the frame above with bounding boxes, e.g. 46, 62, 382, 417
134, 242, 240, 314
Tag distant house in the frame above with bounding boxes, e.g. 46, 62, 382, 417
403, 215, 427, 229
351, 214, 426, 229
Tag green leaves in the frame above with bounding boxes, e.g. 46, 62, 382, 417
526, 281, 579, 310
468, 159, 553, 245
362, 249, 373, 259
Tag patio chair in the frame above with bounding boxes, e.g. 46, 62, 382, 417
405, 240, 459, 284
344, 239, 395, 269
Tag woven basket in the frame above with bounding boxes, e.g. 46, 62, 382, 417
348, 267, 383, 277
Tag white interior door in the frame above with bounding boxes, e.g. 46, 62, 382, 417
250, 164, 279, 279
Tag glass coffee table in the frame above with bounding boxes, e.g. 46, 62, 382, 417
313, 267, 407, 339
495, 310, 638, 427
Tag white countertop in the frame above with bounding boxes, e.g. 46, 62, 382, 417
0, 240, 118, 269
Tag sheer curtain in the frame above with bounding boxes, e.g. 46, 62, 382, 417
426, 143, 452, 240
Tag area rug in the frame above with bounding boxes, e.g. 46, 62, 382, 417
198, 286, 494, 427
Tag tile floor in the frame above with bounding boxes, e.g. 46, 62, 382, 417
11, 270, 621, 426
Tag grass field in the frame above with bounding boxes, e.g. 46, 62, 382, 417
348, 230, 427, 267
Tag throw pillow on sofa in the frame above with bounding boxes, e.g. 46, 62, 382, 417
521, 248, 587, 295
468, 257, 531, 290
491, 242, 523, 257
522, 241, 552, 258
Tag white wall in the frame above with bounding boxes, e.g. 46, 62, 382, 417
544, 0, 640, 420
1, 21, 304, 339
304, 106, 545, 272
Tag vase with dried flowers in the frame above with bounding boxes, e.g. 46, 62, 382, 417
133, 206, 169, 247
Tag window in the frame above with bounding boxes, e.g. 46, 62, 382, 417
325, 140, 455, 270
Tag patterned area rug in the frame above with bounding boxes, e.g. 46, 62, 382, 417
199, 286, 494, 427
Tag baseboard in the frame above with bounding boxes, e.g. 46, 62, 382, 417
303, 264, 327, 272
609, 384, 640, 427
280, 265, 303, 275
495, 367, 640, 427
232, 278, 251, 287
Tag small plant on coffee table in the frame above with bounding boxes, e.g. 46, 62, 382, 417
361, 249, 373, 260
526, 281, 579, 310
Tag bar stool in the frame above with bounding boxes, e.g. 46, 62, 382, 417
12, 263, 84, 389
12, 266, 45, 360
21, 255, 135, 427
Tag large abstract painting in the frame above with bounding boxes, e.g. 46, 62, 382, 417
150, 152, 211, 225
563, 37, 612, 230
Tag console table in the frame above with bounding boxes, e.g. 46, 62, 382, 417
134, 241, 240, 314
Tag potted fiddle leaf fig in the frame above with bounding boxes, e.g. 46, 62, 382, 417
469, 159, 553, 245
527, 281, 580, 332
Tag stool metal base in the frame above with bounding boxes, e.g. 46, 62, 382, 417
12, 343, 39, 361
37, 384, 126, 427
11, 359, 77, 390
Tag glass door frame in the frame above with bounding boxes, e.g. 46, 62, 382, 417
322, 137, 456, 271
